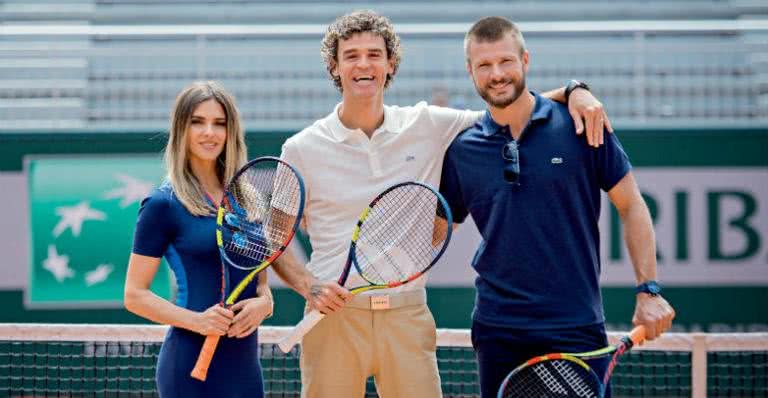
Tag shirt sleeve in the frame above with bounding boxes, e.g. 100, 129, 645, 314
132, 189, 174, 258
439, 144, 470, 224
596, 132, 633, 192
426, 105, 483, 150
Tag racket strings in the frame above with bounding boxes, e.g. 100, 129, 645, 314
502, 359, 600, 398
359, 198, 430, 281
553, 361, 598, 398
503, 364, 564, 397
222, 163, 302, 268
355, 197, 426, 281
528, 363, 568, 395
354, 185, 449, 285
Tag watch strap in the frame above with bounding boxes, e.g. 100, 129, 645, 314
636, 280, 662, 296
565, 80, 590, 103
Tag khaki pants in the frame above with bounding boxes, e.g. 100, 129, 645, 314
300, 290, 442, 398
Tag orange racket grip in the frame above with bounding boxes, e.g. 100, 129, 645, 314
628, 325, 646, 347
190, 334, 221, 381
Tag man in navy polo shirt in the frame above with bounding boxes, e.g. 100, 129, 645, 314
439, 17, 676, 398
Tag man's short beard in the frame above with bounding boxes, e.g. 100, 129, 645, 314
475, 75, 526, 108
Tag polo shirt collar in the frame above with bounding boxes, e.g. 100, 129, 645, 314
327, 102, 398, 143
480, 92, 553, 137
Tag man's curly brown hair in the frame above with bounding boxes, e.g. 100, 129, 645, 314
320, 10, 402, 92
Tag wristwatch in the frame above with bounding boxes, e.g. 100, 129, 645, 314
635, 280, 662, 297
565, 80, 590, 103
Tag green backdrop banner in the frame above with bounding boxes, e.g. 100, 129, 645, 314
27, 156, 171, 307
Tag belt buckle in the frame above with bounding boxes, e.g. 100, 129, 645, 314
370, 295, 390, 310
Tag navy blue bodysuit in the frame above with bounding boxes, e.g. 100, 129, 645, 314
132, 183, 264, 397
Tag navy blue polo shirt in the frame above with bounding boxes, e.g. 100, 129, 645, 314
439, 93, 631, 329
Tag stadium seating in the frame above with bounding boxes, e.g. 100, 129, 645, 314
1, 0, 766, 131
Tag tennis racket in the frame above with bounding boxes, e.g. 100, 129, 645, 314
190, 156, 305, 381
277, 181, 453, 353
497, 326, 647, 398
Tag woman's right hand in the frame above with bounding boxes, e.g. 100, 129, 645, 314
196, 304, 234, 336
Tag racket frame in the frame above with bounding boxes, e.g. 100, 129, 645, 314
277, 181, 453, 353
190, 156, 306, 381
341, 181, 453, 293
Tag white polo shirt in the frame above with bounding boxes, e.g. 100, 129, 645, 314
280, 101, 481, 292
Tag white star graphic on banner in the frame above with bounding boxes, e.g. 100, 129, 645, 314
103, 174, 154, 208
85, 263, 113, 286
43, 244, 75, 282
52, 201, 106, 238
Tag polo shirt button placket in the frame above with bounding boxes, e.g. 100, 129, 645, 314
370, 152, 382, 177
363, 131, 382, 177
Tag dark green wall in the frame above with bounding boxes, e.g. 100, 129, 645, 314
1, 127, 766, 172
0, 130, 294, 172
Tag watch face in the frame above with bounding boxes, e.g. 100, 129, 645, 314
639, 281, 661, 295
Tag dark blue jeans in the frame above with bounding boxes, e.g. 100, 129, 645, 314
471, 320, 612, 398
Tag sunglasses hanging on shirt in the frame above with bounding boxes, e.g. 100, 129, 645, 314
502, 140, 520, 185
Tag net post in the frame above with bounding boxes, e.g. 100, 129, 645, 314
691, 333, 707, 398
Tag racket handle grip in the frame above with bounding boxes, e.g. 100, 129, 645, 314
628, 325, 647, 347
190, 334, 221, 381
277, 310, 325, 353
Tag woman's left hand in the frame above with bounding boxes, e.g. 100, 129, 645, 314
228, 296, 273, 338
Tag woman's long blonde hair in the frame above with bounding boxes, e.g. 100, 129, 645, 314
165, 81, 247, 216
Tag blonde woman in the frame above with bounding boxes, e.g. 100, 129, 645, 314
125, 81, 273, 397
